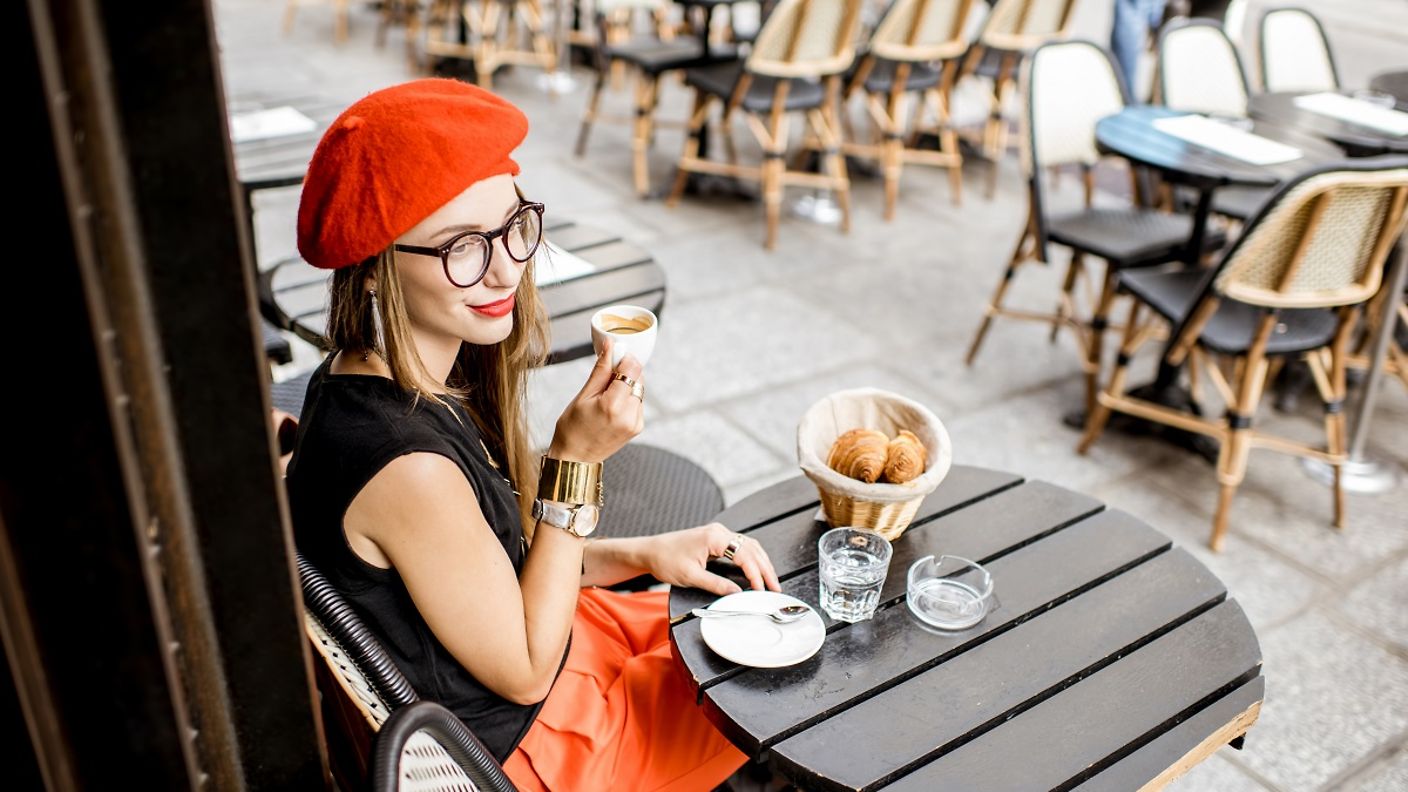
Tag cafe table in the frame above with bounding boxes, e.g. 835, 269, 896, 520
668, 467, 1264, 791
1248, 91, 1408, 156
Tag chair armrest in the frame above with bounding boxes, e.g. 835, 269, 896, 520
372, 700, 519, 792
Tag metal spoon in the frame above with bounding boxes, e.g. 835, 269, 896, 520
691, 605, 811, 624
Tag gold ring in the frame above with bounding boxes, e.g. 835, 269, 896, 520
610, 372, 637, 389
630, 382, 645, 400
722, 538, 741, 561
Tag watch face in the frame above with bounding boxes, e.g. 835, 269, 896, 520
573, 504, 600, 536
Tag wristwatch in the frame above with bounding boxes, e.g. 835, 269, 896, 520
532, 498, 600, 538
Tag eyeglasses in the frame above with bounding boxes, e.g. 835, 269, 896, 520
393, 200, 545, 288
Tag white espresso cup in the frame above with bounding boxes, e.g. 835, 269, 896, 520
590, 304, 658, 368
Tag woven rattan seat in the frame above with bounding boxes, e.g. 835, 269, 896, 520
1047, 208, 1220, 266
685, 61, 827, 111
1119, 268, 1339, 356
607, 38, 731, 74
1212, 185, 1272, 221
594, 444, 724, 539
861, 59, 944, 94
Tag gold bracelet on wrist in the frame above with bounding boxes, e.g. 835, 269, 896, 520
538, 455, 603, 506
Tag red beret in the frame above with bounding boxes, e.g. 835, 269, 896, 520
296, 78, 530, 270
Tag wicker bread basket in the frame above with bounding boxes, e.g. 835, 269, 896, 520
797, 388, 952, 541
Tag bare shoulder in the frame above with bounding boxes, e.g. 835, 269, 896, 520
344, 452, 482, 567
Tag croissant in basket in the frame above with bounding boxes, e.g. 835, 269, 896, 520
883, 430, 927, 484
827, 429, 890, 484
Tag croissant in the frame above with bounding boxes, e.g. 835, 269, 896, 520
828, 429, 890, 483
882, 430, 927, 484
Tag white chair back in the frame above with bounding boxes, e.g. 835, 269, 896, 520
1259, 7, 1338, 92
979, 0, 1077, 50
1021, 40, 1126, 174
1158, 20, 1249, 117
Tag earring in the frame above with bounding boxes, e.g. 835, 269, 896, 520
364, 288, 386, 362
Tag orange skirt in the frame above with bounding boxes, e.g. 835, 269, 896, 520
502, 587, 747, 792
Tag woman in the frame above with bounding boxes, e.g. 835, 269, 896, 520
285, 78, 781, 791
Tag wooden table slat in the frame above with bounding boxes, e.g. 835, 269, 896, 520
669, 472, 1063, 620
1072, 676, 1264, 792
770, 547, 1226, 791
538, 257, 664, 317
699, 510, 1174, 757
544, 223, 621, 252
710, 475, 823, 532
881, 600, 1262, 791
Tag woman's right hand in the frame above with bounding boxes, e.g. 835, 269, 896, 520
548, 340, 645, 463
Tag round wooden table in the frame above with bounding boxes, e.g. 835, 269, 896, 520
668, 468, 1264, 791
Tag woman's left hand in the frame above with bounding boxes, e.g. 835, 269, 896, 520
641, 523, 781, 596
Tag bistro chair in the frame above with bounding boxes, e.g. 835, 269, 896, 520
955, 0, 1079, 198
842, 0, 976, 218
423, 0, 557, 88
576, 0, 737, 197
666, 0, 865, 249
1259, 6, 1339, 93
297, 553, 516, 791
1156, 17, 1251, 118
966, 40, 1222, 414
1156, 17, 1267, 222
1079, 158, 1408, 551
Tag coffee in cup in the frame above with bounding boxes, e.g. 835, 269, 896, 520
590, 305, 658, 368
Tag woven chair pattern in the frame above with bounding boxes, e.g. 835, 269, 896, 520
1159, 23, 1248, 117
1214, 169, 1408, 305
305, 611, 394, 729
870, 0, 970, 62
748, 0, 859, 77
980, 0, 1074, 50
1260, 8, 1336, 92
398, 732, 480, 792
305, 612, 481, 791
1021, 40, 1125, 174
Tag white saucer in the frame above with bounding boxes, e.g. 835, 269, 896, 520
698, 590, 826, 668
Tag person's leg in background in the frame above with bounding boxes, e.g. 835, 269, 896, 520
1112, 0, 1168, 101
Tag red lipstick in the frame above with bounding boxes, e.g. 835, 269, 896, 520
469, 294, 515, 318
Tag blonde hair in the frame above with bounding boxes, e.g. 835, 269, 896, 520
326, 220, 551, 541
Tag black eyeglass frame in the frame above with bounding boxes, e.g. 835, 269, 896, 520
392, 200, 546, 288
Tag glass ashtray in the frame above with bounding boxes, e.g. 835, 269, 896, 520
906, 555, 995, 630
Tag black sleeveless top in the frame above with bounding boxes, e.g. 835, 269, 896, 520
285, 351, 563, 761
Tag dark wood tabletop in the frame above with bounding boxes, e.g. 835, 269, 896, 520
1370, 70, 1408, 105
1248, 91, 1408, 156
1094, 104, 1345, 190
258, 217, 667, 364
668, 467, 1265, 791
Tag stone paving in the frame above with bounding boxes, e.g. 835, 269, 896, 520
221, 1, 1407, 789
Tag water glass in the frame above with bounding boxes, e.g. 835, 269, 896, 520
818, 527, 893, 623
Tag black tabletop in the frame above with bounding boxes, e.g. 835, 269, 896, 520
668, 467, 1264, 791
230, 93, 348, 192
258, 217, 666, 364
1370, 70, 1408, 105
1095, 105, 1345, 189
1248, 91, 1408, 156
